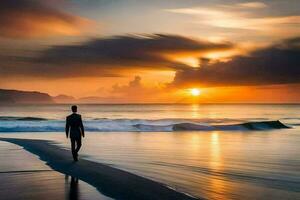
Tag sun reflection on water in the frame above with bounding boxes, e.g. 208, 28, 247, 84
209, 131, 230, 200
210, 132, 221, 170
191, 104, 200, 118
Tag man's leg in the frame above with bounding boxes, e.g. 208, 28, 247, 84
75, 138, 82, 154
70, 138, 77, 161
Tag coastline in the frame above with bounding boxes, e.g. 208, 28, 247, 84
0, 140, 111, 200
0, 137, 200, 200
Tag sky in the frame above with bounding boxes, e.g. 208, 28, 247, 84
0, 0, 300, 103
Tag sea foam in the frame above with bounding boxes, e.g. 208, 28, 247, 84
0, 117, 290, 132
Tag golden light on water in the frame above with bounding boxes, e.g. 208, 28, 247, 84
209, 131, 227, 199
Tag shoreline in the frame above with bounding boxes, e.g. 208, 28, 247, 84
0, 137, 200, 200
0, 140, 111, 200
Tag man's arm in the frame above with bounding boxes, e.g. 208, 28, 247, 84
79, 116, 85, 137
65, 117, 70, 138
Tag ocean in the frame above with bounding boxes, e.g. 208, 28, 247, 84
0, 104, 299, 199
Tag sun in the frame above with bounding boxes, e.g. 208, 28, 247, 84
190, 88, 201, 96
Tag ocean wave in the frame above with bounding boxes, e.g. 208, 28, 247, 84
0, 117, 290, 132
136, 120, 290, 131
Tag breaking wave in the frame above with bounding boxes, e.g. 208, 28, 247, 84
0, 116, 290, 132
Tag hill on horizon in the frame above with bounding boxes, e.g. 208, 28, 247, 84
0, 89, 54, 104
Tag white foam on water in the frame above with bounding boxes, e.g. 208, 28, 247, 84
0, 117, 290, 132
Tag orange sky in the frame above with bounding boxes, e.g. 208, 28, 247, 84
0, 0, 300, 103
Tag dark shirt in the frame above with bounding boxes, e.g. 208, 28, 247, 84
66, 113, 85, 139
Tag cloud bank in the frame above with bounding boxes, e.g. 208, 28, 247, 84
0, 34, 233, 78
166, 2, 300, 39
0, 0, 89, 38
172, 37, 300, 87
1, 32, 300, 88
35, 34, 232, 68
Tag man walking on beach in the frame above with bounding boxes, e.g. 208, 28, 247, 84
66, 105, 85, 161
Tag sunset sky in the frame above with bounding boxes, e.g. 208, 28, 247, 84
1, 0, 300, 103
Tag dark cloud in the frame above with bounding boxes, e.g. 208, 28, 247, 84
35, 34, 232, 68
172, 37, 300, 87
0, 34, 233, 78
0, 0, 89, 38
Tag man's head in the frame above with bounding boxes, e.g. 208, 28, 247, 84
71, 105, 77, 113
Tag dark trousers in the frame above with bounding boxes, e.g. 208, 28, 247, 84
71, 137, 82, 161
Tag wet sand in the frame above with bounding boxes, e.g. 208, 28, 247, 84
0, 140, 112, 200
0, 138, 199, 200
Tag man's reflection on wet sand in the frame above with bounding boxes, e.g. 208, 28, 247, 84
65, 175, 79, 200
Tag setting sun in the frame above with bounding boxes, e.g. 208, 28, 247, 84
190, 88, 201, 96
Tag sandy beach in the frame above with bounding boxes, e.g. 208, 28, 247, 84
0, 140, 112, 200
0, 137, 199, 200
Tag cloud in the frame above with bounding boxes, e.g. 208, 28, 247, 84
165, 3, 300, 35
79, 76, 160, 103
237, 2, 267, 9
172, 37, 300, 87
0, 0, 90, 38
107, 75, 170, 103
112, 76, 143, 94
35, 34, 232, 67
0, 34, 233, 78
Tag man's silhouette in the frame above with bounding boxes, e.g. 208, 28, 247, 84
65, 105, 85, 161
